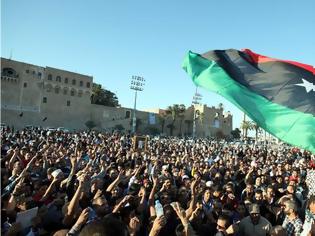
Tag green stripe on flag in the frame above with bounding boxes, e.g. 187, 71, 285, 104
182, 51, 315, 153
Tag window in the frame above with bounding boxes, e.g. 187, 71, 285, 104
86, 82, 90, 88
3, 68, 17, 77
70, 89, 75, 96
65, 78, 68, 84
72, 79, 76, 85
125, 111, 131, 118
63, 88, 68, 95
38, 72, 42, 78
48, 74, 52, 80
26, 69, 30, 74
43, 97, 47, 103
32, 71, 35, 75
23, 82, 27, 88
80, 81, 83, 86
67, 101, 71, 106
55, 86, 60, 94
45, 84, 52, 92
78, 90, 83, 97
56, 76, 61, 82
213, 118, 220, 128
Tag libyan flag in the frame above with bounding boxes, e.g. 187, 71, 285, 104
182, 49, 315, 153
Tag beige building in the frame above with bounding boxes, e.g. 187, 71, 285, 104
146, 104, 232, 137
1, 57, 232, 137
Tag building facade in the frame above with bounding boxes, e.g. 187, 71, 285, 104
1, 57, 232, 137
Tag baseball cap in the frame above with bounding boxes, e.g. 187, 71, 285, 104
249, 204, 260, 214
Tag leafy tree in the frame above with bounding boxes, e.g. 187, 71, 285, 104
91, 83, 119, 107
231, 128, 241, 139
85, 120, 96, 130
165, 104, 186, 136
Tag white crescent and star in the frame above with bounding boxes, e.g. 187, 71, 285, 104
295, 78, 315, 93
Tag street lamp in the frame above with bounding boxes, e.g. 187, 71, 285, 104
192, 87, 202, 138
130, 76, 145, 133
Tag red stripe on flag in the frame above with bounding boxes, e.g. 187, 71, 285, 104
242, 49, 315, 76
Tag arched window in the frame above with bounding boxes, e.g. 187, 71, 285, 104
45, 84, 52, 92
55, 86, 60, 94
80, 81, 83, 87
65, 78, 68, 84
72, 79, 76, 85
70, 89, 76, 96
48, 74, 52, 80
86, 82, 91, 88
63, 87, 68, 95
56, 76, 61, 82
125, 111, 131, 118
2, 68, 17, 77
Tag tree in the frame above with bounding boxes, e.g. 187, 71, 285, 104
184, 120, 192, 136
165, 104, 186, 136
231, 128, 241, 139
251, 122, 262, 143
158, 113, 167, 134
166, 124, 175, 135
240, 120, 253, 139
91, 83, 119, 107
85, 120, 96, 130
114, 124, 125, 132
178, 113, 185, 136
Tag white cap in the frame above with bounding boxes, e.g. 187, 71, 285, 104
182, 175, 189, 180
206, 181, 213, 187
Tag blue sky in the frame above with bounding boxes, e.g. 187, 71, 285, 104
2, 0, 315, 130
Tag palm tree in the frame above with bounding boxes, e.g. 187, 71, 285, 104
240, 120, 253, 139
158, 112, 167, 134
165, 104, 186, 136
251, 122, 261, 143
178, 113, 185, 136
184, 120, 192, 135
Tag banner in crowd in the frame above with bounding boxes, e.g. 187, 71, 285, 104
182, 49, 315, 153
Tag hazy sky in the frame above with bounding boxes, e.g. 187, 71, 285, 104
2, 0, 315, 130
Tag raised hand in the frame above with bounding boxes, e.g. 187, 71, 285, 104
170, 202, 187, 223
129, 216, 141, 236
151, 215, 166, 233
74, 208, 89, 227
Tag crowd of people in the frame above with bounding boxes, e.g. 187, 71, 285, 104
1, 127, 315, 236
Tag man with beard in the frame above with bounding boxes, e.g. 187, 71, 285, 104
238, 204, 272, 236
282, 200, 303, 236
301, 195, 315, 236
